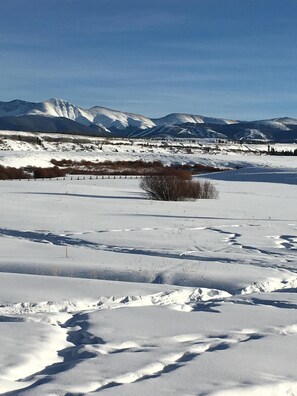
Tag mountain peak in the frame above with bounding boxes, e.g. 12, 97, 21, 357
47, 98, 73, 106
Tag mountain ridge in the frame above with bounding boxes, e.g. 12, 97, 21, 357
0, 98, 297, 142
0, 98, 235, 129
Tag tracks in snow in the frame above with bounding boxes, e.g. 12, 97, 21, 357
3, 299, 297, 395
0, 287, 230, 394
1, 223, 296, 262
1, 281, 297, 394
73, 323, 297, 394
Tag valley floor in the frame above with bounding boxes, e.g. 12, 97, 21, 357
0, 153, 297, 395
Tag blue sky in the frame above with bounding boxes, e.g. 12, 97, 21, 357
0, 0, 296, 119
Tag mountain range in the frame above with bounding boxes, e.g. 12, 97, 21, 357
0, 98, 297, 142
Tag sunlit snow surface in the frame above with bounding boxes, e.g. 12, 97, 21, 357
0, 154, 297, 395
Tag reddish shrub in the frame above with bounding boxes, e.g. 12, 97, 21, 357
33, 166, 67, 179
46, 159, 226, 178
0, 165, 30, 180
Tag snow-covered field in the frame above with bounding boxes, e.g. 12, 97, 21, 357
0, 130, 296, 170
0, 148, 297, 395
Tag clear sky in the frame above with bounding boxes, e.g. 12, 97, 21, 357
0, 0, 296, 120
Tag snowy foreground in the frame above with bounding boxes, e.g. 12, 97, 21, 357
0, 156, 297, 395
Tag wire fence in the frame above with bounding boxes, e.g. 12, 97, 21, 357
0, 175, 144, 182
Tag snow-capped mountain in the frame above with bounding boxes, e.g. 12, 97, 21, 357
88, 106, 155, 130
0, 99, 98, 127
0, 98, 236, 131
152, 113, 236, 126
133, 119, 297, 142
0, 98, 297, 142
0, 99, 155, 130
132, 123, 227, 139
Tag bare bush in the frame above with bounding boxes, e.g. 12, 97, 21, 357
47, 158, 228, 178
48, 159, 195, 177
173, 163, 228, 174
199, 180, 219, 199
0, 165, 30, 180
32, 166, 67, 179
140, 174, 218, 201
51, 159, 73, 167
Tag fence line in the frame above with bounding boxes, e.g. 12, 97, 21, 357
0, 175, 144, 182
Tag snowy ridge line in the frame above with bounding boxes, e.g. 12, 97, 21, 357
0, 223, 248, 238
1, 276, 296, 318
0, 98, 235, 130
2, 98, 297, 142
0, 288, 231, 316
240, 276, 297, 294
68, 223, 246, 235
268, 234, 297, 251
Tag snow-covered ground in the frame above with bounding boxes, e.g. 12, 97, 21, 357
0, 149, 297, 395
0, 131, 297, 171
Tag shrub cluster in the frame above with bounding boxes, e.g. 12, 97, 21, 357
32, 166, 67, 179
49, 159, 226, 177
174, 163, 226, 173
50, 159, 178, 176
269, 148, 297, 156
0, 158, 226, 181
51, 159, 73, 167
140, 172, 218, 201
0, 165, 30, 180
51, 159, 164, 169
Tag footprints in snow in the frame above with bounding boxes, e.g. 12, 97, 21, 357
268, 235, 297, 251
2, 287, 297, 394
0, 225, 296, 271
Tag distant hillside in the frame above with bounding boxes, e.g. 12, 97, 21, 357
131, 120, 297, 143
0, 115, 110, 136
